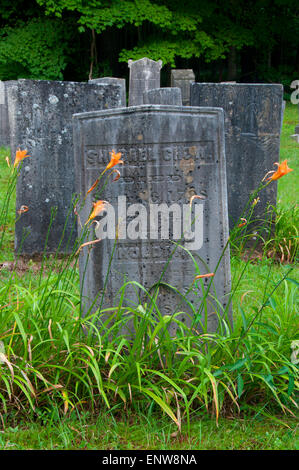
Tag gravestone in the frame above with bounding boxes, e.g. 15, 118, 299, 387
171, 69, 195, 105
7, 79, 124, 256
73, 105, 232, 334
0, 81, 10, 147
290, 105, 299, 142
143, 87, 182, 105
89, 77, 126, 106
128, 58, 162, 106
191, 83, 283, 230
281, 100, 286, 133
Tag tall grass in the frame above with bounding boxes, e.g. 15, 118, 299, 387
0, 259, 297, 430
0, 177, 298, 430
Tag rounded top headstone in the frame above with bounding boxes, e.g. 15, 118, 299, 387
128, 58, 163, 70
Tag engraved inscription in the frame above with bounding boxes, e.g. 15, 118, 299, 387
116, 241, 191, 261
85, 142, 214, 168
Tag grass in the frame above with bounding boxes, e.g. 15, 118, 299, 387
1, 412, 298, 450
0, 146, 14, 262
0, 101, 298, 450
278, 101, 299, 208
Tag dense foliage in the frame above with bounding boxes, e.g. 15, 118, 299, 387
0, 0, 298, 85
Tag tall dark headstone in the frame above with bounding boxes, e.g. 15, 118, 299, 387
128, 58, 162, 106
7, 79, 123, 256
73, 105, 232, 333
191, 83, 283, 229
143, 87, 182, 105
171, 69, 195, 105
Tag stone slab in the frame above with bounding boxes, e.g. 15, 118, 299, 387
89, 77, 126, 106
7, 79, 124, 256
143, 87, 182, 105
73, 105, 232, 334
0, 81, 10, 147
171, 69, 195, 105
191, 83, 283, 230
128, 58, 162, 106
281, 100, 286, 133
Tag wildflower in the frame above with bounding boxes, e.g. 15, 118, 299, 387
14, 148, 30, 168
238, 218, 247, 228
111, 169, 121, 182
267, 160, 293, 182
86, 151, 123, 196
17, 205, 29, 215
252, 197, 260, 208
85, 200, 108, 225
195, 272, 215, 280
189, 194, 205, 207
105, 150, 124, 172
87, 178, 100, 195
75, 237, 102, 256
5, 156, 10, 167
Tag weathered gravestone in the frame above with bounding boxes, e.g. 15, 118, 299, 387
143, 87, 182, 105
191, 83, 284, 230
0, 81, 10, 147
171, 69, 195, 106
281, 100, 286, 132
73, 105, 232, 334
128, 58, 162, 106
290, 105, 299, 143
89, 77, 126, 106
7, 79, 124, 256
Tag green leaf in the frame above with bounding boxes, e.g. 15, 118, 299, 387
228, 358, 247, 371
136, 386, 179, 427
237, 375, 244, 398
287, 374, 295, 396
286, 278, 299, 288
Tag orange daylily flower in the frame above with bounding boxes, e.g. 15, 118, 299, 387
105, 150, 124, 172
14, 149, 30, 168
86, 178, 100, 194
17, 205, 29, 215
195, 273, 215, 280
238, 218, 247, 228
189, 194, 205, 207
85, 200, 108, 225
75, 238, 102, 256
267, 160, 293, 181
111, 169, 121, 182
85, 151, 124, 196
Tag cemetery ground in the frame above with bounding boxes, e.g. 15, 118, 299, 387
0, 103, 298, 450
